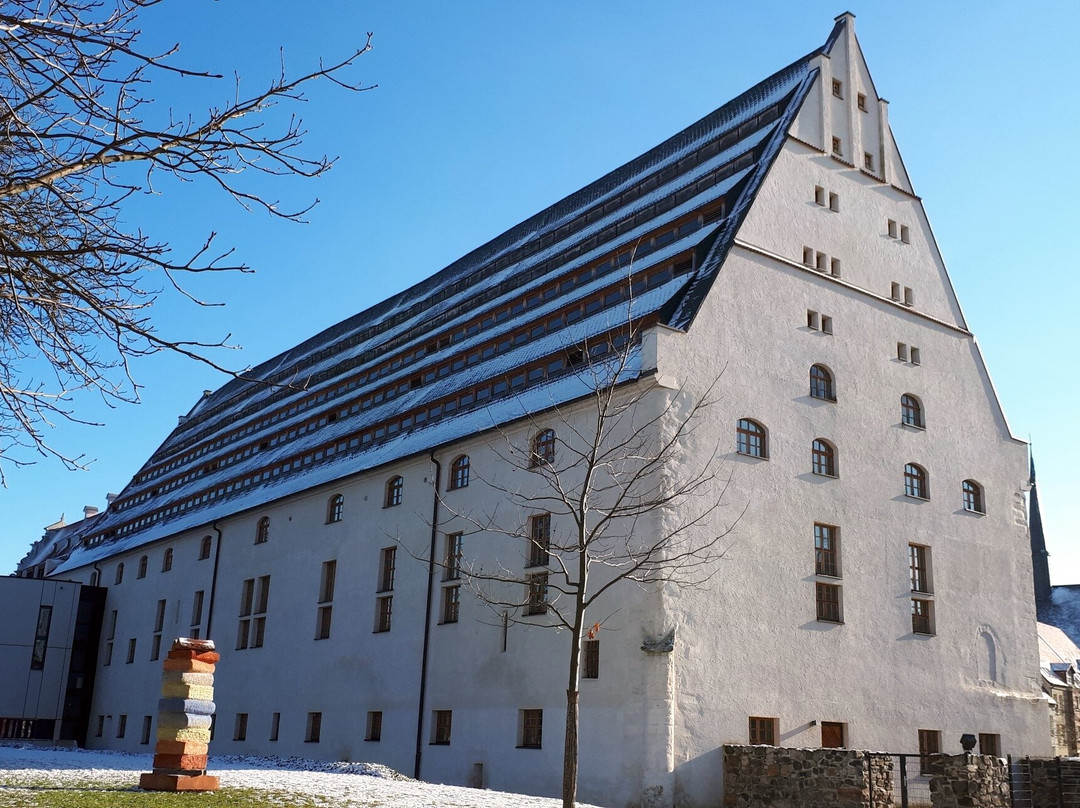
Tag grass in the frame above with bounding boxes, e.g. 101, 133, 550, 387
0, 781, 337, 808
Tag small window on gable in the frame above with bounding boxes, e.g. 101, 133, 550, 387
891, 282, 901, 301
449, 455, 470, 490
831, 79, 843, 99
385, 476, 403, 508
897, 342, 909, 362
857, 93, 868, 111
812, 439, 838, 477
137, 555, 148, 579
327, 494, 344, 524
904, 463, 929, 500
864, 152, 874, 171
161, 548, 173, 573
910, 347, 921, 365
807, 310, 820, 330
900, 224, 910, 243
255, 516, 270, 544
736, 419, 768, 459
814, 186, 826, 206
810, 365, 836, 402
831, 136, 842, 156
815, 252, 827, 272
830, 257, 842, 277
530, 429, 556, 468
901, 394, 924, 428
903, 286, 914, 307
821, 315, 833, 335
828, 192, 839, 212
802, 246, 814, 266
199, 536, 212, 560
963, 480, 985, 514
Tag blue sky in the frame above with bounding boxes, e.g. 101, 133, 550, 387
3, 2, 1077, 584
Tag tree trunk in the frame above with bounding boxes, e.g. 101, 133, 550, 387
563, 686, 579, 808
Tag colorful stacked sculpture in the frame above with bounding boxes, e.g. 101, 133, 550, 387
139, 638, 220, 792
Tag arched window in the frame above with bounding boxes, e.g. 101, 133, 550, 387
530, 429, 556, 467
901, 394, 924, 428
327, 494, 344, 523
811, 439, 837, 477
809, 364, 835, 401
137, 555, 148, 579
736, 419, 768, 458
89, 571, 99, 587
385, 476, 403, 508
255, 516, 270, 544
904, 463, 928, 499
114, 563, 124, 585
962, 480, 984, 514
199, 535, 213, 560
162, 548, 173, 572
449, 455, 470, 490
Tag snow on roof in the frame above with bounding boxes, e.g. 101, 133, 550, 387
40, 18, 841, 574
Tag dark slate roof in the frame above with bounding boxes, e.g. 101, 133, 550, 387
1041, 586, 1080, 648
46, 20, 843, 575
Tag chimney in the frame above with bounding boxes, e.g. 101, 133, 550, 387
83, 505, 99, 519
106, 493, 119, 506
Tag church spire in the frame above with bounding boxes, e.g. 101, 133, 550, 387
1029, 452, 1052, 606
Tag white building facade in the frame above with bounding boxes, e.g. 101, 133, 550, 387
14, 14, 1049, 807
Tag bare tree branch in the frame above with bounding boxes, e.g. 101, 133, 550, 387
0, 0, 375, 473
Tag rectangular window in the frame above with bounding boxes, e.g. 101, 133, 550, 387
831, 136, 842, 156
815, 251, 827, 272
444, 533, 463, 580
911, 598, 934, 635
821, 315, 833, 335
807, 310, 820, 330
95, 715, 104, 737
903, 286, 914, 306
365, 708, 382, 743
528, 514, 551, 567
103, 642, 113, 666
375, 595, 393, 633
116, 715, 127, 739
141, 716, 152, 745
432, 710, 452, 745
316, 605, 333, 640
107, 610, 117, 640
830, 257, 842, 277
30, 605, 52, 670
897, 342, 909, 362
583, 639, 599, 679
441, 585, 460, 624
749, 716, 776, 745
526, 573, 549, 616
979, 733, 1000, 757
305, 712, 322, 743
270, 712, 280, 742
900, 224, 910, 243
832, 79, 843, 98
816, 583, 842, 623
378, 547, 396, 592
863, 152, 874, 170
520, 709, 543, 748
828, 192, 839, 212
909, 545, 931, 593
234, 713, 248, 741
237, 576, 270, 650
857, 92, 868, 111
821, 721, 845, 748
891, 281, 901, 300
814, 524, 840, 577
319, 560, 337, 603
910, 347, 921, 365
126, 638, 137, 663
150, 634, 162, 662
802, 246, 814, 266
888, 219, 899, 238
191, 590, 204, 629
814, 185, 826, 206
919, 729, 941, 774
366, 711, 382, 742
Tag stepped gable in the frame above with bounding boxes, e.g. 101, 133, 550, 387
51, 20, 844, 575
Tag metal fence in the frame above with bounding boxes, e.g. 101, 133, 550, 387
1008, 755, 1034, 808
877, 754, 933, 808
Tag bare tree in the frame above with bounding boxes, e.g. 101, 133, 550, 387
448, 324, 739, 808
0, 0, 373, 477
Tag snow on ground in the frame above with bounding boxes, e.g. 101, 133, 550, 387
0, 743, 604, 807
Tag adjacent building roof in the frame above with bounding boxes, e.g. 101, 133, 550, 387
36, 18, 850, 576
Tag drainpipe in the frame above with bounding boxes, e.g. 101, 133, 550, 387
205, 523, 224, 640
414, 453, 442, 780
